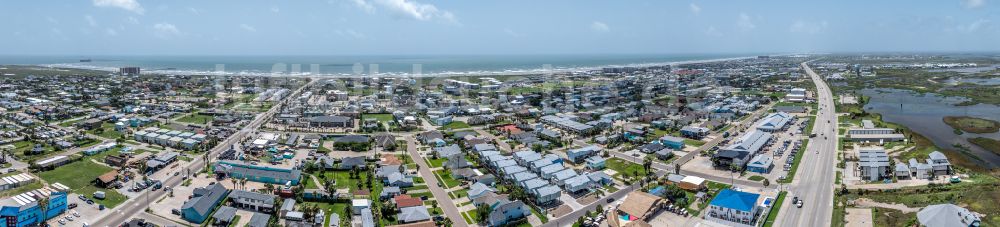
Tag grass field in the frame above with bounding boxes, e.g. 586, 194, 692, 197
842, 173, 1000, 226
748, 175, 766, 182
605, 158, 648, 180
439, 121, 471, 130
433, 169, 463, 188
36, 159, 127, 208
426, 157, 446, 168
684, 139, 707, 147
943, 116, 1000, 133
176, 113, 214, 124
313, 170, 371, 193
362, 113, 395, 122
88, 122, 123, 139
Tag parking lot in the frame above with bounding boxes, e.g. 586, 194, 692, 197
682, 117, 808, 183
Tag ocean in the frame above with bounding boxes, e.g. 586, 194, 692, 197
0, 54, 753, 77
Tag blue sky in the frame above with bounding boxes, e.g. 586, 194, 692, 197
1, 0, 998, 55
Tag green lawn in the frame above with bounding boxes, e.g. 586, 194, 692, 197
176, 113, 214, 124
362, 114, 395, 122
36, 159, 127, 208
313, 170, 371, 193
605, 158, 648, 180
748, 175, 766, 182
426, 157, 446, 168
778, 139, 809, 184
439, 121, 471, 130
433, 170, 462, 188
684, 139, 707, 147
88, 123, 123, 139
462, 211, 476, 224
450, 188, 470, 199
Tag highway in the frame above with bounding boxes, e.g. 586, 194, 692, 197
92, 78, 316, 226
773, 61, 838, 227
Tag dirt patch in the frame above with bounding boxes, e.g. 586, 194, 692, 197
550, 205, 573, 218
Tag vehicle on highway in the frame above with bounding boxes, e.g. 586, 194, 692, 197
797, 200, 804, 208
606, 198, 615, 203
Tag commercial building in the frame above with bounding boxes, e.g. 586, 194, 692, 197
181, 184, 229, 224
0, 188, 68, 227
846, 120, 905, 143
214, 161, 302, 185
754, 112, 793, 132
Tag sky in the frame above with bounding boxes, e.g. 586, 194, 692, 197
1, 0, 999, 55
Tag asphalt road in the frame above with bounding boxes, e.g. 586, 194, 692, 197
403, 137, 468, 227
92, 79, 315, 227
773, 61, 838, 227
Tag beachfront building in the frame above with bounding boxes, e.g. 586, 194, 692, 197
917, 204, 981, 227
857, 148, 890, 181
706, 189, 763, 227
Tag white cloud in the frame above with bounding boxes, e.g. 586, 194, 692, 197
46, 17, 59, 24
963, 0, 986, 9
789, 20, 828, 34
335, 29, 366, 39
704, 26, 722, 37
503, 28, 525, 37
92, 0, 144, 14
957, 19, 991, 32
153, 23, 180, 39
689, 3, 701, 15
590, 21, 610, 32
187, 7, 199, 14
127, 16, 140, 24
351, 0, 375, 13
240, 24, 257, 32
737, 13, 756, 31
85, 15, 98, 27
353, 0, 458, 24
106, 28, 118, 36
270, 6, 280, 13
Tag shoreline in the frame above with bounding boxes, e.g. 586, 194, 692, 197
27, 56, 758, 78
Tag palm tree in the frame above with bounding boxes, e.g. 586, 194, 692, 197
38, 197, 50, 224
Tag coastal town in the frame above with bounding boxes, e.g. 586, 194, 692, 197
0, 53, 996, 227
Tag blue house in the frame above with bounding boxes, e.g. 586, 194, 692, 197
746, 155, 773, 174
181, 184, 229, 223
567, 145, 600, 164
214, 161, 301, 185
680, 126, 710, 139
0, 191, 68, 227
659, 135, 686, 150
585, 156, 606, 170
